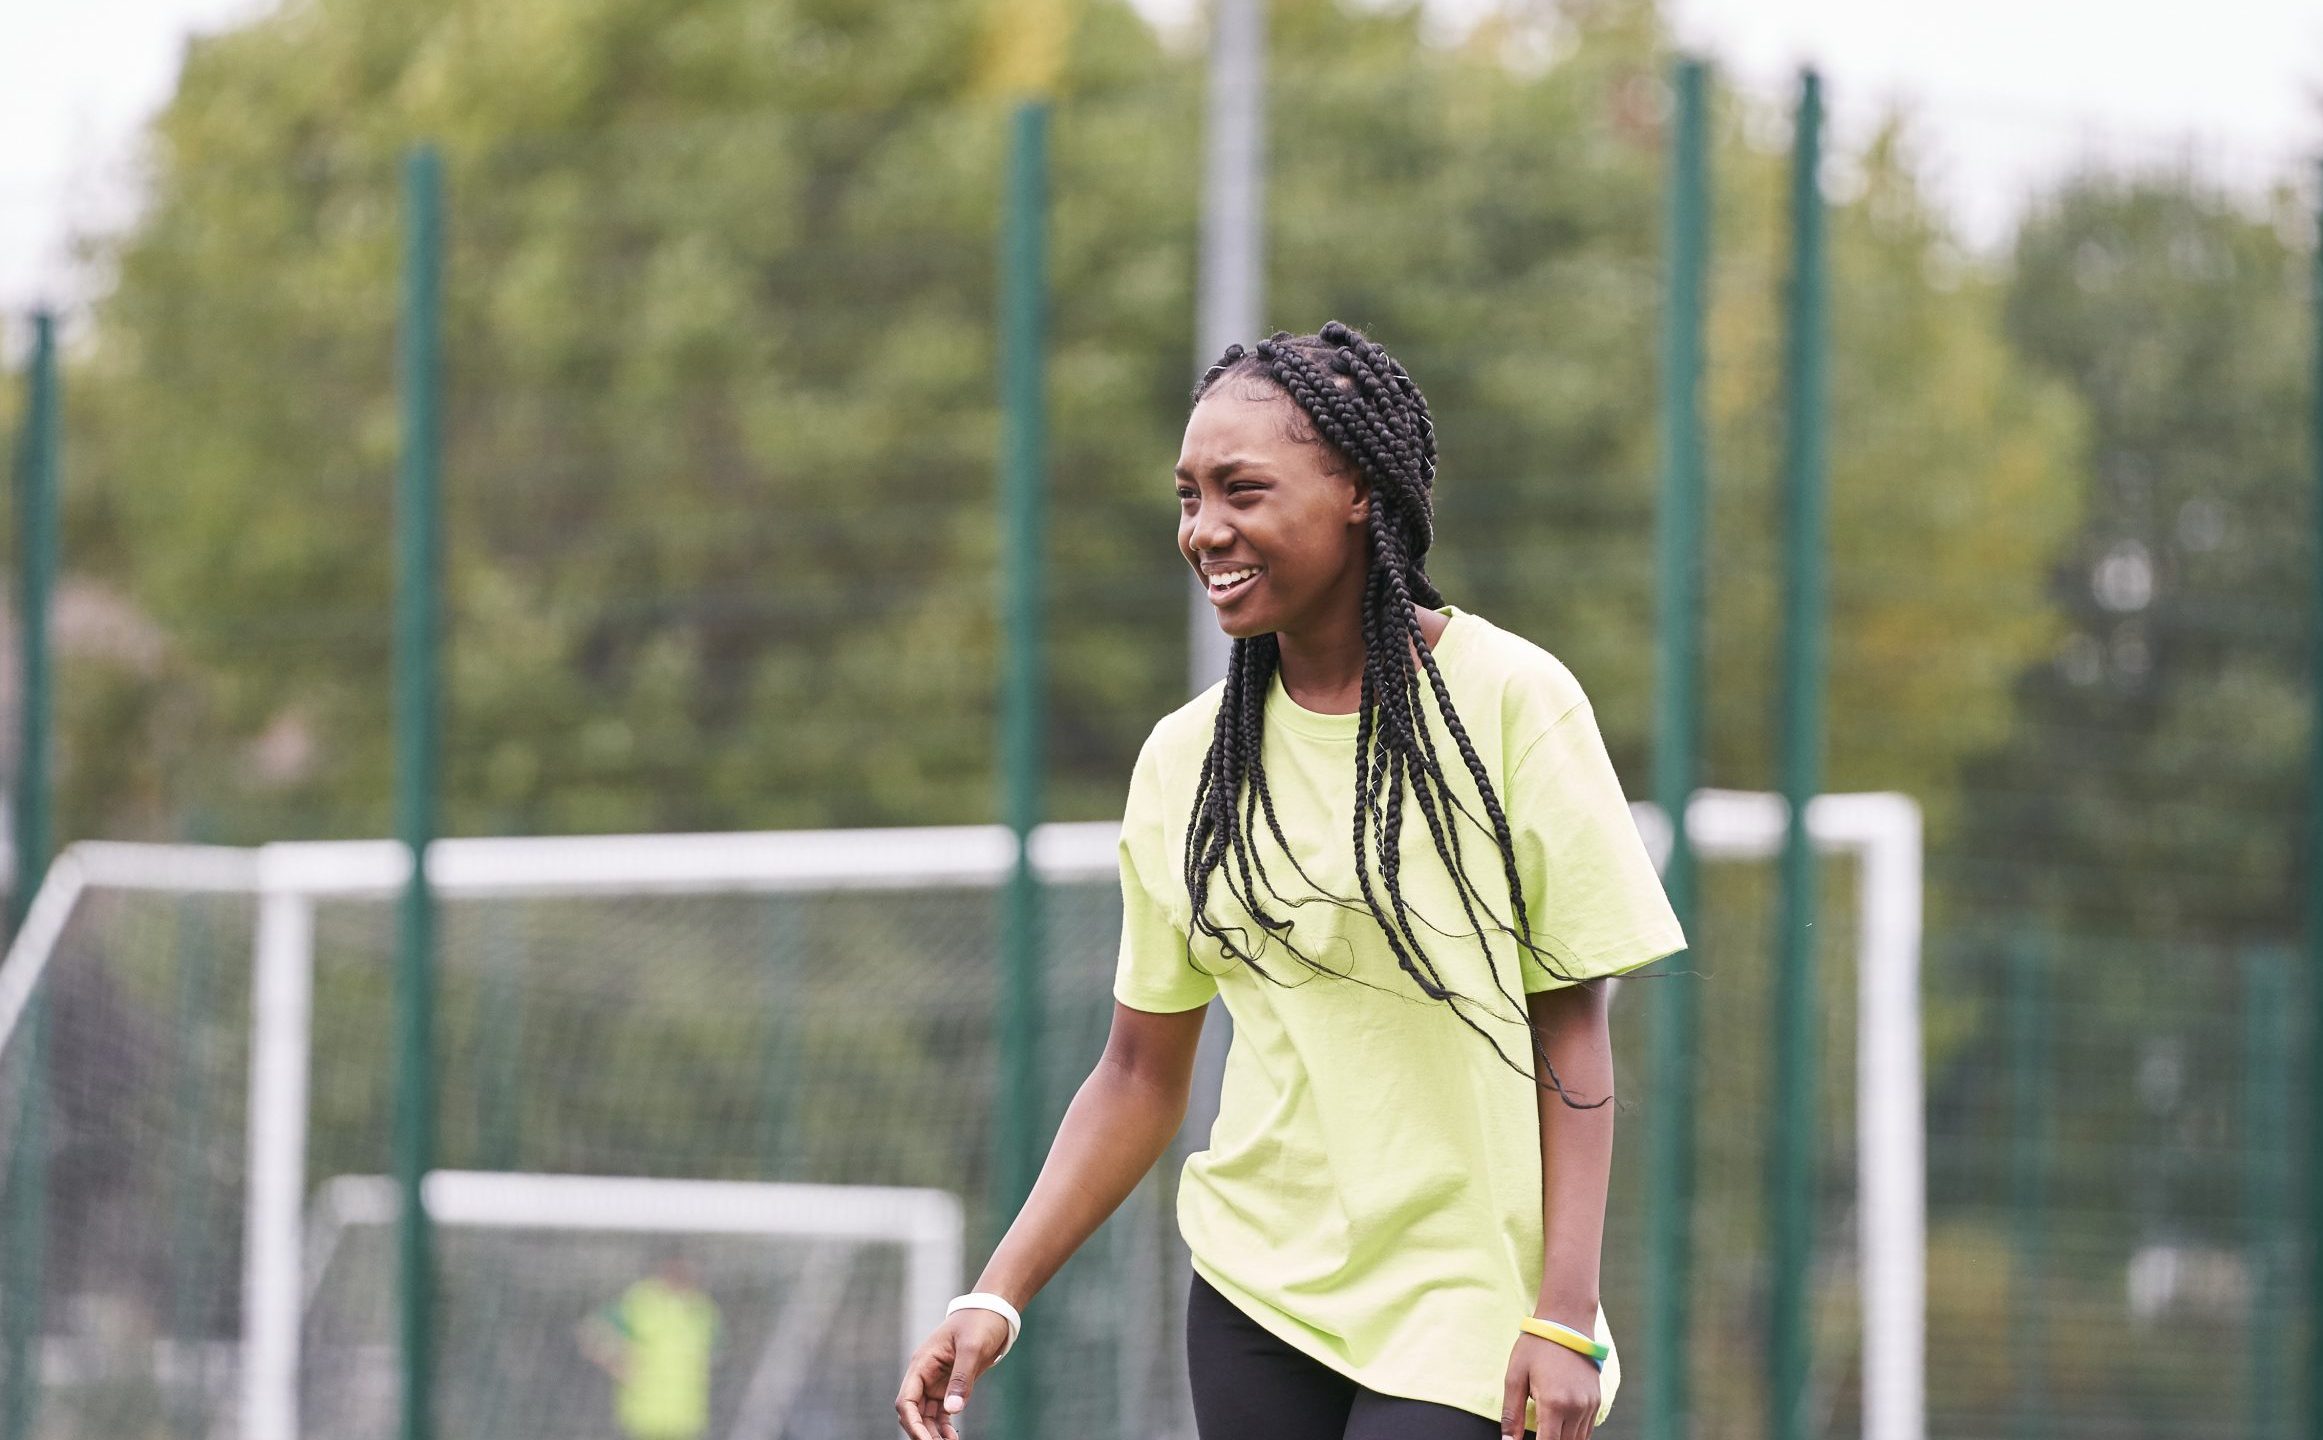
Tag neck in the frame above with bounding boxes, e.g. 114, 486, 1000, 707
1272, 589, 1447, 716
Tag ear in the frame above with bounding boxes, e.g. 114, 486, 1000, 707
1349, 474, 1371, 525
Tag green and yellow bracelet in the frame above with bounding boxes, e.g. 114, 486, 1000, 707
1518, 1316, 1609, 1370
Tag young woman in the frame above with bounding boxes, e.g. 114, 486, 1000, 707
895, 322, 1685, 1440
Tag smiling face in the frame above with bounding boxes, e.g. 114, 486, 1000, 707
1176, 378, 1372, 642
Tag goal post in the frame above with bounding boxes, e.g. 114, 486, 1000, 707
1638, 788, 1925, 1440
300, 1170, 961, 1440
246, 822, 1120, 1440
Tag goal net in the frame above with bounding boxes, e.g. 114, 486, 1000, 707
0, 797, 1918, 1440
299, 1170, 958, 1440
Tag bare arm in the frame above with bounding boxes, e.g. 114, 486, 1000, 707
970, 999, 1208, 1308
1528, 978, 1615, 1325
897, 998, 1207, 1439
1498, 979, 1618, 1438
575, 1311, 627, 1381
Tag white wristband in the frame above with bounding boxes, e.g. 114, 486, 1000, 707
945, 1292, 1023, 1361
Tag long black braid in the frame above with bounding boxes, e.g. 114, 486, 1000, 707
1181, 321, 1607, 1108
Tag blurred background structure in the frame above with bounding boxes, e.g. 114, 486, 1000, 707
1, 0, 2320, 1437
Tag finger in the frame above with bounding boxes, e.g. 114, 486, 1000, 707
900, 1383, 944, 1440
893, 1375, 925, 1439
894, 1348, 944, 1440
894, 1387, 935, 1440
942, 1338, 988, 1423
1500, 1363, 1530, 1439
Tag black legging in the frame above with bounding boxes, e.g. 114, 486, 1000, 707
1185, 1269, 1539, 1440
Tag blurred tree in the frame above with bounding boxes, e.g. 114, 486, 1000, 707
56, 0, 2078, 887
1956, 173, 2311, 948
66, 0, 1199, 839
1919, 173, 2313, 1433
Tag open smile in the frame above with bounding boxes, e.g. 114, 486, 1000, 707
1204, 566, 1263, 605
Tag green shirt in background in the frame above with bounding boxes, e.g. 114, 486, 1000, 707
1113, 605, 1686, 1430
606, 1276, 720, 1440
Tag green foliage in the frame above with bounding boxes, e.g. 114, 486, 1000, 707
50, 0, 2080, 857
1926, 173, 2315, 1432
1962, 173, 2313, 943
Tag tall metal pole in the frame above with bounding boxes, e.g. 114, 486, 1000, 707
2006, 931, 2052, 1440
168, 898, 222, 1440
10, 313, 55, 940
2306, 153, 2323, 1440
1644, 56, 1710, 1440
1768, 66, 1828, 1440
1, 309, 58, 1440
1182, 0, 1266, 1264
2245, 944, 2293, 1440
991, 96, 1050, 1440
1190, 0, 1264, 699
393, 144, 445, 1440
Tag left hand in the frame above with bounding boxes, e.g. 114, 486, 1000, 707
1500, 1331, 1600, 1440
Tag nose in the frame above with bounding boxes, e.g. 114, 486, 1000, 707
1185, 494, 1234, 555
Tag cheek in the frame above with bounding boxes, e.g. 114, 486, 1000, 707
1257, 514, 1331, 577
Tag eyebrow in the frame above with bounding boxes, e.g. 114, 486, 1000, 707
1173, 456, 1268, 481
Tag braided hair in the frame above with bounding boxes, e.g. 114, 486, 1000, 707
1183, 321, 1603, 1107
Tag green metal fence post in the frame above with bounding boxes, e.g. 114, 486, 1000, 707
167, 892, 221, 1440
1646, 56, 1711, 1440
1768, 66, 1828, 1440
2007, 930, 2052, 1440
10, 313, 55, 941
2247, 944, 2294, 1440
394, 143, 446, 1440
990, 96, 1050, 1440
2307, 153, 2323, 1440
1, 308, 58, 1440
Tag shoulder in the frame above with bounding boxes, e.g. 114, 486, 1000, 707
1119, 677, 1224, 821
1137, 677, 1228, 769
1451, 612, 1591, 748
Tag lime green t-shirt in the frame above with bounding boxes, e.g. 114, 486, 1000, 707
608, 1277, 720, 1440
1112, 604, 1685, 1429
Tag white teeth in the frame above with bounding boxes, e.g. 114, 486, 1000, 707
1208, 568, 1260, 590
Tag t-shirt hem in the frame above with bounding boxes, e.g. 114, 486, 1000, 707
1112, 977, 1216, 1014
1521, 924, 1688, 993
1185, 1252, 1507, 1425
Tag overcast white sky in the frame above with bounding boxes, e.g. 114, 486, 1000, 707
4, 0, 2320, 314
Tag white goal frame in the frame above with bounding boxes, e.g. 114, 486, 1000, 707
0, 792, 1920, 1440
1635, 789, 1925, 1440
302, 1169, 961, 1440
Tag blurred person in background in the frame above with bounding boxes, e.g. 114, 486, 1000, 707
579, 1247, 723, 1440
896, 321, 1684, 1440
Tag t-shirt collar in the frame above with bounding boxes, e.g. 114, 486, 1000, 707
1265, 604, 1471, 741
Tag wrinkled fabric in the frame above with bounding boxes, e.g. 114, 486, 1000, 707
1114, 605, 1684, 1427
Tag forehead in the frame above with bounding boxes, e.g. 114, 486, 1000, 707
1176, 384, 1336, 477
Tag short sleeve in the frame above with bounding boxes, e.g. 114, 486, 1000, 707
1111, 736, 1218, 1013
1508, 699, 1687, 993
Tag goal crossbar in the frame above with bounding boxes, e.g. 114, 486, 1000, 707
302, 1169, 962, 1353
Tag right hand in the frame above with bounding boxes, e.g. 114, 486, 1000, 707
894, 1308, 1013, 1439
